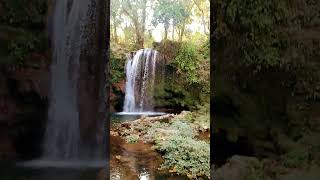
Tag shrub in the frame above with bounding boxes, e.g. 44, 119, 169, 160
157, 135, 210, 179
174, 41, 201, 84
125, 134, 139, 144
152, 121, 210, 179
281, 148, 310, 168
110, 50, 126, 84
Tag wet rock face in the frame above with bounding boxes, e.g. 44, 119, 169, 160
0, 65, 48, 160
110, 80, 125, 112
309, 103, 320, 131
78, 61, 104, 142
75, 0, 108, 146
6, 53, 50, 98
0, 130, 16, 159
0, 76, 19, 123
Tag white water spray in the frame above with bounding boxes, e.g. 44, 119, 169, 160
43, 0, 90, 160
123, 49, 160, 112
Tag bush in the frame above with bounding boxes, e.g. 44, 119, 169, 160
110, 50, 126, 84
173, 106, 210, 132
0, 0, 47, 28
281, 148, 310, 168
218, 0, 288, 70
157, 135, 210, 179
125, 134, 139, 144
174, 41, 201, 84
152, 121, 210, 179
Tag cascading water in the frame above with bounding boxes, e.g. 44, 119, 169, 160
123, 49, 160, 112
42, 0, 89, 160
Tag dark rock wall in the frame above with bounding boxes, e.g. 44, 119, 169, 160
77, 0, 108, 147
213, 0, 320, 164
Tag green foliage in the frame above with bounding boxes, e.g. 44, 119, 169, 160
154, 121, 210, 178
125, 134, 140, 143
0, 29, 47, 66
143, 32, 156, 48
167, 121, 196, 138
171, 39, 209, 104
111, 0, 122, 25
7, 32, 40, 63
218, 0, 288, 69
192, 104, 210, 131
152, 0, 191, 28
0, 0, 48, 66
172, 111, 193, 121
172, 106, 210, 132
0, 0, 47, 28
120, 26, 137, 49
110, 50, 126, 84
245, 161, 267, 180
174, 41, 201, 84
281, 148, 310, 168
119, 112, 210, 179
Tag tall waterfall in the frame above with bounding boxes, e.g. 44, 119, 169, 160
123, 49, 160, 112
43, 0, 90, 160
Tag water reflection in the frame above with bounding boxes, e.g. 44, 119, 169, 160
0, 162, 101, 180
110, 166, 121, 180
139, 168, 151, 180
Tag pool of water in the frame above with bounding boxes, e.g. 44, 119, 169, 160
0, 161, 103, 180
114, 112, 166, 116
110, 112, 166, 123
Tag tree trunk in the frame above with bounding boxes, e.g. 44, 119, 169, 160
164, 23, 169, 40
172, 25, 175, 40
142, 0, 147, 36
122, 4, 144, 48
131, 18, 143, 48
202, 17, 207, 34
192, 0, 207, 34
113, 22, 118, 43
136, 30, 144, 48
179, 24, 185, 42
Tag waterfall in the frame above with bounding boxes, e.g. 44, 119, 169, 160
42, 0, 90, 160
123, 49, 160, 112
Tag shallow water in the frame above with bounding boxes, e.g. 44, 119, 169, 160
115, 112, 166, 116
0, 161, 102, 180
110, 112, 166, 124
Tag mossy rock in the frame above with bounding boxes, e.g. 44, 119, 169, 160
215, 155, 262, 180
277, 165, 320, 180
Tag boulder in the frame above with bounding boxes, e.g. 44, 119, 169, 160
214, 155, 260, 180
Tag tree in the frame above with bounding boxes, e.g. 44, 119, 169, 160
192, 0, 209, 34
152, 0, 174, 40
152, 0, 191, 41
121, 0, 147, 48
174, 0, 192, 42
111, 0, 122, 43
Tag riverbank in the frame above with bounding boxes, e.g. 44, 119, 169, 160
110, 110, 210, 179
